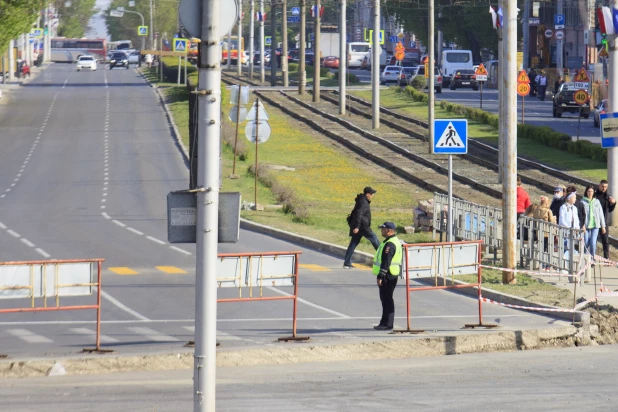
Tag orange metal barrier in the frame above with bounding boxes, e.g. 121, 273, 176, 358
393, 241, 497, 334
0, 258, 110, 353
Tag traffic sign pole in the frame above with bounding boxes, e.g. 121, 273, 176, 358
448, 154, 453, 242
480, 82, 483, 110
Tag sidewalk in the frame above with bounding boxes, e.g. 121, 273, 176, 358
550, 263, 618, 308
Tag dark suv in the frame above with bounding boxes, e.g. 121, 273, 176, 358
109, 52, 129, 69
553, 82, 590, 118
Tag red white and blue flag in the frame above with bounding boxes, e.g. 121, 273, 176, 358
310, 5, 324, 18
256, 11, 267, 22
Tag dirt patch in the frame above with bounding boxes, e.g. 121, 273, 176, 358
588, 306, 618, 345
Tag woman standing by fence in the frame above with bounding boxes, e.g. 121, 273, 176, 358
582, 185, 606, 264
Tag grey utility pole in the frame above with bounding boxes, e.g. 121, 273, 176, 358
522, 0, 529, 69
371, 0, 380, 129
194, 0, 221, 409
498, 0, 503, 183
502, 0, 517, 284
250, 0, 255, 78
556, 0, 564, 73
299, 0, 306, 94
8, 39, 15, 81
238, 0, 243, 76
428, 0, 434, 152
609, 0, 618, 225
282, 0, 288, 86
227, 32, 232, 70
270, 1, 277, 86
43, 5, 50, 62
149, 0, 154, 49
313, 0, 321, 102
338, 0, 346, 114
260, 0, 265, 82
121, 9, 146, 52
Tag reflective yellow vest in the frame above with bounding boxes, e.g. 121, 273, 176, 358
372, 237, 403, 276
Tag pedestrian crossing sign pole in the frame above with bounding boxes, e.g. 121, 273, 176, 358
433, 119, 468, 242
173, 38, 188, 52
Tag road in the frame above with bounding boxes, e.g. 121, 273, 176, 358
0, 63, 570, 358
2, 344, 616, 411
346, 68, 600, 144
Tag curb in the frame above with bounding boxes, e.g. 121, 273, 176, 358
0, 325, 580, 379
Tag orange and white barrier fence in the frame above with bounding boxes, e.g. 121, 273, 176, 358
0, 258, 108, 353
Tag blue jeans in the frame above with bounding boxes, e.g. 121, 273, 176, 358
584, 228, 599, 259
343, 230, 380, 266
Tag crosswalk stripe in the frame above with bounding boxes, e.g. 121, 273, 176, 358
299, 264, 331, 272
183, 326, 243, 341
127, 326, 179, 342
7, 329, 53, 343
108, 267, 138, 275
352, 264, 372, 271
156, 266, 188, 274
70, 328, 119, 343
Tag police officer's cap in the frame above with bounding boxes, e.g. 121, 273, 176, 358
378, 222, 396, 230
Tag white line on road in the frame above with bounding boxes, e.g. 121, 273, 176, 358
112, 220, 126, 227
101, 212, 111, 220
183, 326, 244, 341
0, 222, 6, 229
100, 290, 151, 321
7, 329, 53, 343
127, 227, 144, 235
147, 236, 166, 245
170, 246, 191, 255
7, 229, 20, 238
35, 248, 51, 258
267, 286, 351, 318
127, 326, 179, 342
20, 238, 35, 247
70, 328, 119, 343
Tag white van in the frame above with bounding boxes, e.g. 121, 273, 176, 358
347, 42, 371, 68
367, 46, 387, 70
440, 50, 473, 85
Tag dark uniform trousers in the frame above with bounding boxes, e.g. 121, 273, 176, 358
378, 275, 398, 327
600, 227, 611, 259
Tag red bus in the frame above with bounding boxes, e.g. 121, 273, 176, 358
50, 38, 107, 62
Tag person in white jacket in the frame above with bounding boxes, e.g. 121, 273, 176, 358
559, 192, 580, 253
581, 184, 606, 262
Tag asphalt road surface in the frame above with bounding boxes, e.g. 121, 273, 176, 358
0, 63, 570, 358
2, 344, 616, 411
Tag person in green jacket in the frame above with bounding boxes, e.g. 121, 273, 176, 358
582, 185, 606, 263
372, 222, 403, 331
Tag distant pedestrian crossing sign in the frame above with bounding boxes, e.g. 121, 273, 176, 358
173, 38, 188, 52
31, 29, 43, 38
138, 26, 148, 36
433, 119, 468, 154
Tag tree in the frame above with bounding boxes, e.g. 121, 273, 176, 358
57, 0, 98, 38
0, 0, 45, 54
105, 0, 179, 47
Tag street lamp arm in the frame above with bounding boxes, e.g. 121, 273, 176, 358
119, 9, 145, 26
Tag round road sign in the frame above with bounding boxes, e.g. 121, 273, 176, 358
517, 83, 530, 97
395, 50, 405, 61
179, 0, 238, 39
544, 29, 553, 38
555, 31, 564, 40
245, 120, 271, 143
573, 89, 590, 105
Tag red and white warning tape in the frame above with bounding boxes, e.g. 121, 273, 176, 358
480, 297, 581, 313
597, 290, 618, 298
480, 264, 585, 279
593, 255, 618, 266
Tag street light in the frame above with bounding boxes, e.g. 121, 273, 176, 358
110, 7, 146, 53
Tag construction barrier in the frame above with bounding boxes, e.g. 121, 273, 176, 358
0, 258, 109, 354
393, 240, 497, 334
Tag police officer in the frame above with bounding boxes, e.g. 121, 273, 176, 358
373, 222, 403, 331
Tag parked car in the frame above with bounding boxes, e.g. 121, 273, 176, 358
552, 82, 590, 118
253, 51, 264, 65
128, 51, 141, 65
288, 49, 299, 62
594, 99, 608, 127
322, 56, 339, 69
410, 65, 442, 93
305, 51, 315, 66
380, 65, 402, 85
449, 69, 478, 90
398, 66, 416, 87
76, 55, 97, 71
109, 52, 129, 69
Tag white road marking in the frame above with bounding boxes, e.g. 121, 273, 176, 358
35, 248, 51, 258
267, 286, 351, 318
127, 227, 144, 235
70, 328, 119, 343
147, 236, 166, 245
127, 327, 179, 342
112, 220, 126, 227
170, 246, 191, 255
20, 238, 35, 247
183, 326, 244, 341
0, 222, 6, 229
101, 212, 111, 220
7, 229, 20, 238
100, 290, 151, 321
0, 195, 4, 198
7, 329, 53, 343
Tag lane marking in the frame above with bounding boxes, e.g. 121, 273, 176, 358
170, 246, 192, 255
0, 222, 6, 229
267, 286, 351, 318
20, 238, 35, 247
6, 329, 53, 343
35, 248, 51, 258
108, 267, 138, 275
127, 326, 179, 342
7, 229, 20, 238
70, 328, 119, 343
147, 236, 166, 245
127, 227, 144, 235
100, 290, 151, 321
156, 266, 188, 274
112, 220, 125, 227
101, 212, 111, 220
183, 326, 244, 341
299, 264, 330, 272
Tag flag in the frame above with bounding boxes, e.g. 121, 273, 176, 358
489, 6, 498, 29
497, 7, 503, 28
602, 6, 615, 35
255, 11, 266, 22
613, 7, 618, 34
598, 8, 607, 34
310, 5, 324, 18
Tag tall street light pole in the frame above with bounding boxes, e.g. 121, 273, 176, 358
299, 0, 306, 94
260, 0, 265, 82
338, 0, 346, 114
250, 0, 255, 78
609, 0, 618, 226
149, 0, 154, 49
282, 0, 288, 86
313, 0, 321, 102
121, 9, 146, 52
371, 0, 380, 129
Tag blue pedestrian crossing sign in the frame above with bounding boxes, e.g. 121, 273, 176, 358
31, 29, 43, 38
265, 36, 272, 46
291, 7, 300, 15
600, 113, 618, 148
173, 38, 188, 52
138, 26, 148, 36
433, 119, 468, 154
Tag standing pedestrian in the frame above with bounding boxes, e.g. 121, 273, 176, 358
550, 184, 566, 220
559, 192, 580, 253
595, 179, 616, 259
516, 176, 531, 218
566, 186, 585, 229
373, 222, 403, 331
581, 185, 606, 263
554, 76, 563, 95
538, 72, 547, 101
525, 196, 555, 270
529, 68, 537, 97
343, 187, 380, 268
145, 53, 153, 68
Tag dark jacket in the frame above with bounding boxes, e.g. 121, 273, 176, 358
349, 193, 372, 234
595, 190, 616, 220
574, 200, 586, 229
378, 235, 397, 281
550, 196, 565, 221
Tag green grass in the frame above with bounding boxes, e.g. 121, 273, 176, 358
350, 88, 607, 182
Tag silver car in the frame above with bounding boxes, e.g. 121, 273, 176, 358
76, 55, 97, 71
593, 99, 608, 128
380, 65, 402, 85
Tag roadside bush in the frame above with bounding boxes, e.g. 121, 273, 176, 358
333, 71, 360, 83
161, 56, 197, 83
288, 63, 299, 72
221, 120, 249, 161
402, 85, 428, 103
306, 65, 330, 78
409, 76, 426, 90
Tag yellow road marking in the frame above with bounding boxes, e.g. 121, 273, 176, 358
109, 267, 138, 275
299, 264, 331, 272
156, 266, 188, 274
352, 264, 371, 271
